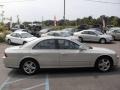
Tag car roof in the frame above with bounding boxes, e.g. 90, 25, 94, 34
13, 31, 28, 34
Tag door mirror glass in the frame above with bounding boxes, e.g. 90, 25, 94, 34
79, 45, 86, 51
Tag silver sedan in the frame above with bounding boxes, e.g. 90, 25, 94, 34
74, 30, 113, 44
107, 27, 120, 40
3, 37, 119, 75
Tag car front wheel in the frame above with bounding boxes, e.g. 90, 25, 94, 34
95, 57, 113, 72
21, 60, 39, 75
100, 38, 106, 44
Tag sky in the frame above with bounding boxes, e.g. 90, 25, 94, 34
0, 0, 120, 22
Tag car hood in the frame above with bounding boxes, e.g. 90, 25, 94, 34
24, 37, 37, 42
91, 47, 116, 54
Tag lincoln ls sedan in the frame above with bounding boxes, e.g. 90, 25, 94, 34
3, 37, 119, 75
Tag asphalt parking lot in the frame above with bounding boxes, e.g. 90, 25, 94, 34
0, 41, 120, 90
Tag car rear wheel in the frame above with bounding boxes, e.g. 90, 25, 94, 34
21, 60, 39, 75
23, 41, 27, 45
79, 37, 83, 42
7, 39, 11, 45
95, 57, 113, 72
112, 36, 115, 40
100, 38, 106, 44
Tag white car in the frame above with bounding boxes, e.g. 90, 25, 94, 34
106, 27, 120, 40
39, 28, 53, 36
3, 37, 119, 75
74, 30, 113, 44
5, 31, 37, 45
41, 31, 79, 41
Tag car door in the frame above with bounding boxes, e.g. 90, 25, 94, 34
87, 31, 99, 41
57, 39, 90, 67
10, 33, 19, 43
16, 33, 23, 44
32, 39, 60, 68
80, 31, 89, 41
115, 30, 120, 39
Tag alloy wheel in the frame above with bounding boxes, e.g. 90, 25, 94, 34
22, 60, 37, 75
100, 39, 106, 44
97, 58, 111, 72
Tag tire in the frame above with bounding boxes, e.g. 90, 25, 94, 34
79, 37, 83, 42
7, 39, 11, 45
112, 36, 115, 40
23, 41, 27, 45
100, 38, 106, 44
95, 57, 113, 72
20, 59, 39, 75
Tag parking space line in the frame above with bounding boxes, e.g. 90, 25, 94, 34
23, 83, 45, 90
45, 74, 49, 90
7, 78, 25, 85
0, 77, 10, 90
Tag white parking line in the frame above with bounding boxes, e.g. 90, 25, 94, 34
0, 77, 10, 90
45, 74, 49, 90
7, 78, 25, 84
23, 83, 45, 90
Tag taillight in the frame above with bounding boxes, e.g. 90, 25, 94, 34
4, 52, 7, 57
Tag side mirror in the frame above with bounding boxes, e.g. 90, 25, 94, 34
95, 34, 98, 36
79, 46, 86, 51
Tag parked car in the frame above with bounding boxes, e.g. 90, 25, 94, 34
11, 28, 18, 32
62, 28, 75, 35
39, 28, 53, 36
3, 37, 119, 75
15, 29, 29, 32
5, 31, 37, 45
41, 31, 79, 41
106, 27, 120, 40
77, 24, 89, 30
27, 24, 42, 37
74, 30, 113, 44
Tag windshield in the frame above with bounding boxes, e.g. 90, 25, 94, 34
21, 33, 33, 38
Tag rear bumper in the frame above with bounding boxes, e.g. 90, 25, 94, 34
2, 56, 19, 68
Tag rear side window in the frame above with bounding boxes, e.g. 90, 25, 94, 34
11, 33, 18, 37
57, 39, 79, 49
33, 39, 56, 49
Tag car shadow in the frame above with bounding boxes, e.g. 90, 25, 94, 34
8, 67, 120, 79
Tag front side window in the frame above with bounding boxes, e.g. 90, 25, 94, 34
58, 39, 79, 49
81, 31, 89, 34
33, 39, 56, 49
